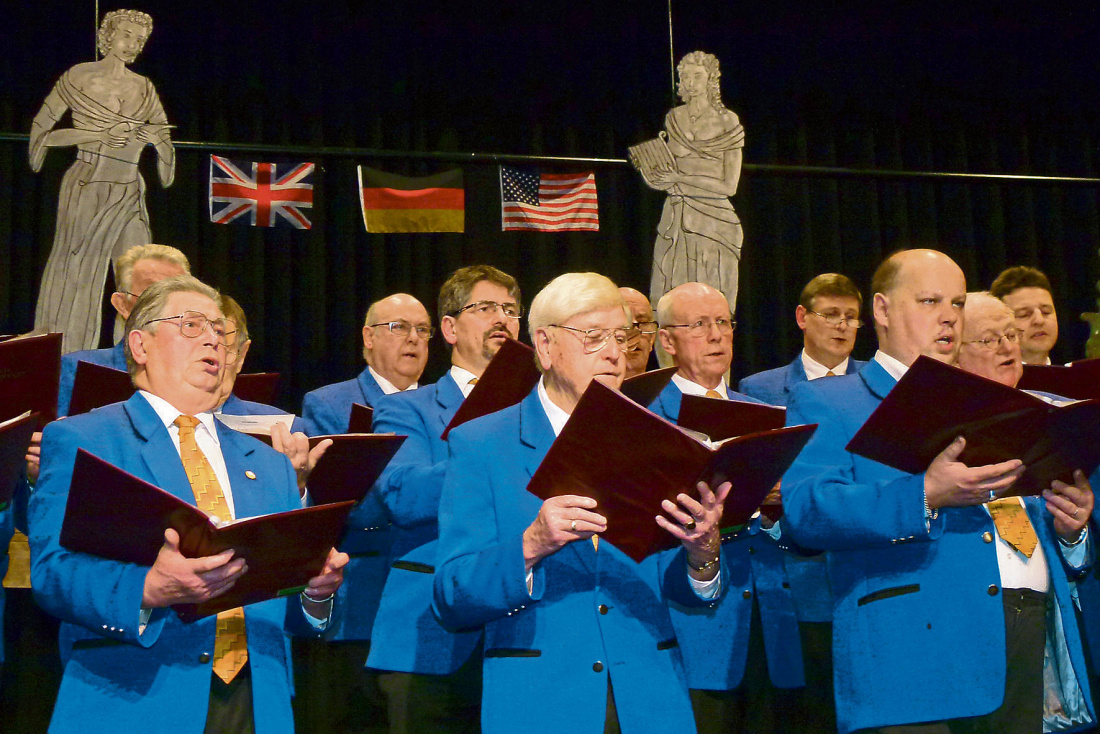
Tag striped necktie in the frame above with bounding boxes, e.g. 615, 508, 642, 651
704, 389, 723, 399
987, 498, 1038, 558
174, 415, 249, 683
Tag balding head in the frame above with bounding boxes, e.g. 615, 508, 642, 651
619, 287, 656, 378
871, 249, 966, 367
957, 292, 1022, 387
657, 282, 734, 389
363, 293, 432, 390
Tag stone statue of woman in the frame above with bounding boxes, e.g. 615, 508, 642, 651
638, 51, 744, 315
29, 9, 175, 353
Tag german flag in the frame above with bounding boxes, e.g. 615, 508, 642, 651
358, 166, 464, 233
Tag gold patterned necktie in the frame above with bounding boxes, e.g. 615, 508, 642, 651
704, 389, 723, 399
468, 377, 479, 386
174, 415, 248, 683
825, 370, 837, 377
987, 498, 1039, 558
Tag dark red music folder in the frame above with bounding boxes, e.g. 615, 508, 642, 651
305, 434, 406, 505
525, 379, 816, 562
0, 333, 62, 426
619, 366, 678, 407
847, 355, 1100, 496
234, 372, 279, 405
68, 361, 134, 416
59, 449, 355, 621
441, 337, 541, 440
1018, 359, 1100, 401
348, 403, 374, 433
0, 412, 37, 506
678, 394, 786, 442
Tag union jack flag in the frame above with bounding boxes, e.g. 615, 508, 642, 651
209, 156, 315, 229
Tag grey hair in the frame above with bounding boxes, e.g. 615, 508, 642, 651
114, 243, 190, 292
528, 272, 627, 342
124, 275, 220, 375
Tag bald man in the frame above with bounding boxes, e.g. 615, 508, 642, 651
783, 250, 1094, 734
619, 287, 658, 378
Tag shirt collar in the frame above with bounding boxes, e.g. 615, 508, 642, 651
369, 365, 417, 396
801, 349, 849, 381
672, 372, 727, 399
449, 365, 480, 398
537, 376, 571, 437
138, 390, 221, 446
873, 350, 910, 383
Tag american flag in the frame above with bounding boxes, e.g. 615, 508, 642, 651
500, 166, 598, 232
209, 156, 315, 229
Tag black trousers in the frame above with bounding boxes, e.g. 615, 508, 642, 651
205, 663, 254, 734
292, 638, 388, 734
374, 645, 482, 734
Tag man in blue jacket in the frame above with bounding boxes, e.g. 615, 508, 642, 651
295, 292, 431, 734
434, 272, 730, 734
649, 281, 805, 733
28, 275, 347, 734
783, 249, 1094, 734
369, 265, 521, 733
738, 271, 866, 734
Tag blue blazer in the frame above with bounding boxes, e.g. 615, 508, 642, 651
367, 372, 482, 674
57, 341, 128, 417
28, 392, 315, 734
434, 388, 723, 734
738, 354, 866, 408
650, 380, 805, 690
300, 367, 391, 642
782, 359, 1094, 733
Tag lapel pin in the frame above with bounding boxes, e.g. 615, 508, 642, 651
245, 470, 257, 480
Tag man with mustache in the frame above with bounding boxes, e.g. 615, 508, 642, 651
368, 265, 522, 733
990, 266, 1060, 365
296, 292, 432, 734
29, 275, 347, 734
782, 250, 1093, 734
648, 281, 804, 733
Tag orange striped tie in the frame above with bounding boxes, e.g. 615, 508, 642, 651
705, 389, 723, 399
987, 498, 1039, 558
175, 415, 248, 683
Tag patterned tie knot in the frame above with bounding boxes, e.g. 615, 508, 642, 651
174, 414, 200, 435
826, 370, 837, 377
705, 389, 722, 399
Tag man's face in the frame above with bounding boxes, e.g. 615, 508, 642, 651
1001, 287, 1058, 364
115, 257, 186, 320
445, 280, 521, 373
620, 289, 656, 378
797, 295, 861, 369
540, 305, 629, 411
364, 296, 431, 388
957, 303, 1022, 387
133, 291, 226, 411
875, 253, 966, 367
109, 20, 149, 64
659, 287, 733, 389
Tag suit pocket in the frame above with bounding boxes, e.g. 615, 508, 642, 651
858, 583, 920, 607
484, 648, 542, 658
656, 638, 679, 651
71, 638, 126, 651
392, 560, 434, 574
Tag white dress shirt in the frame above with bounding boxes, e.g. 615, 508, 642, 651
449, 365, 480, 398
369, 365, 417, 396
672, 373, 727, 399
802, 350, 849, 381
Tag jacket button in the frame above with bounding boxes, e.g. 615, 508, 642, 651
742, 590, 752, 600
748, 547, 755, 555
593, 661, 604, 672
987, 585, 999, 596
598, 604, 608, 615
982, 532, 993, 543
199, 653, 211, 664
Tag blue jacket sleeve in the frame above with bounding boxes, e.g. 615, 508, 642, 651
372, 395, 447, 529
301, 391, 343, 437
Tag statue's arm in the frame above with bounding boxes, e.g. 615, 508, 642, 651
659, 147, 741, 198
140, 84, 175, 187
29, 86, 72, 172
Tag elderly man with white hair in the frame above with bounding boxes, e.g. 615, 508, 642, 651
433, 272, 731, 734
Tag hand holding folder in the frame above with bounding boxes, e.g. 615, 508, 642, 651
59, 449, 355, 620
525, 379, 816, 562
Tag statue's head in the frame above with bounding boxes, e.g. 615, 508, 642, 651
677, 51, 725, 111
97, 9, 153, 62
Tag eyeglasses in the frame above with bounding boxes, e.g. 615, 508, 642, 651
808, 310, 863, 329
550, 325, 629, 354
627, 320, 659, 335
963, 330, 1021, 350
450, 300, 523, 319
142, 311, 232, 344
369, 321, 435, 339
661, 318, 736, 338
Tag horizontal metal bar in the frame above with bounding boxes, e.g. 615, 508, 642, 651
3, 131, 1099, 186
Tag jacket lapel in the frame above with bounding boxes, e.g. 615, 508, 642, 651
357, 367, 386, 407
125, 393, 195, 505
216, 423, 263, 519
435, 372, 465, 431
860, 359, 898, 401
784, 356, 807, 397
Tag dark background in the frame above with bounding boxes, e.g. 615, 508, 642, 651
3, 0, 1100, 411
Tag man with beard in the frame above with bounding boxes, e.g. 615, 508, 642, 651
782, 250, 1093, 734
990, 266, 1060, 365
368, 265, 522, 733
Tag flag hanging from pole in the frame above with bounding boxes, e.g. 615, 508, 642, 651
500, 166, 598, 232
358, 167, 465, 233
209, 156, 315, 229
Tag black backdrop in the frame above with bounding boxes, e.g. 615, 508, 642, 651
4, 1, 1100, 412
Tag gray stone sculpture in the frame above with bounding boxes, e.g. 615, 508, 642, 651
629, 51, 745, 315
29, 9, 174, 353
